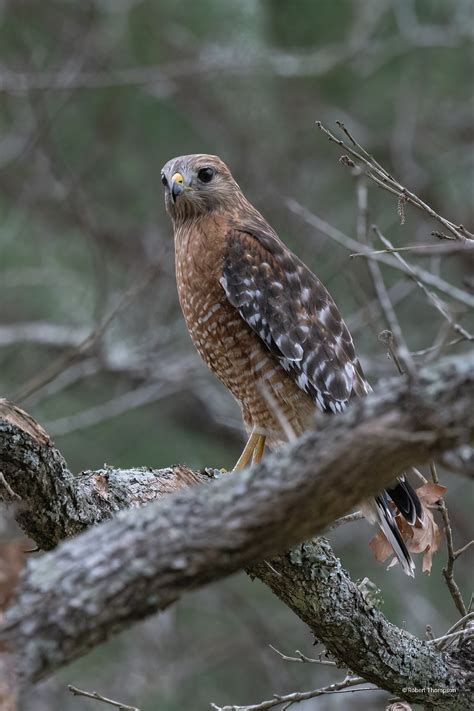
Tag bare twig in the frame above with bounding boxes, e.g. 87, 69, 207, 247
378, 330, 407, 377
430, 462, 467, 617
454, 540, 474, 560
286, 199, 474, 310
444, 612, 474, 638
352, 168, 415, 376
316, 121, 473, 241
429, 625, 474, 650
373, 225, 473, 342
328, 511, 364, 530
346, 280, 415, 335
42, 356, 199, 436
268, 645, 336, 666
0, 322, 89, 349
410, 467, 427, 484
13, 265, 161, 403
350, 243, 474, 257
359, 209, 470, 621
368, 268, 469, 620
0, 471, 20, 500
410, 337, 467, 358
68, 685, 140, 711
371, 266, 415, 374
210, 675, 374, 711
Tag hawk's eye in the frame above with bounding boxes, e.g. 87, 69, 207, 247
198, 167, 215, 183
161, 172, 168, 187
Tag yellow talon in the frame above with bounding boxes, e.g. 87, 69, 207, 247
233, 431, 266, 470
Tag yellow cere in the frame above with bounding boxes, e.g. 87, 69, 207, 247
171, 172, 184, 185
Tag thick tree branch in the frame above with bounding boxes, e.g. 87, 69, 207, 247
0, 354, 473, 708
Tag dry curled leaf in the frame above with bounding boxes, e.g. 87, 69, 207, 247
369, 526, 394, 564
415, 481, 447, 506
369, 482, 447, 573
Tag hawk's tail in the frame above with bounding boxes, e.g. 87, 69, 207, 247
386, 477, 423, 526
364, 477, 423, 577
374, 493, 415, 577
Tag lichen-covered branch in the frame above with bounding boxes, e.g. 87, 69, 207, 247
0, 354, 473, 709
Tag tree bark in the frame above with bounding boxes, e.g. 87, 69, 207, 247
0, 353, 473, 708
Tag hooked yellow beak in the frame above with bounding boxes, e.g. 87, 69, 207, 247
171, 172, 185, 202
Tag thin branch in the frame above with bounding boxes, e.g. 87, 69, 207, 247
443, 612, 474, 639
373, 225, 473, 342
411, 337, 467, 358
42, 357, 199, 436
316, 121, 473, 241
328, 511, 364, 530
12, 264, 161, 403
68, 685, 140, 711
430, 462, 467, 617
347, 280, 414, 335
368, 261, 469, 621
0, 471, 20, 500
210, 675, 374, 711
286, 199, 474, 310
429, 626, 474, 650
454, 540, 474, 560
352, 186, 470, 619
350, 243, 474, 257
368, 255, 416, 377
0, 322, 89, 349
410, 467, 427, 484
352, 167, 416, 375
379, 330, 406, 377
426, 625, 435, 641
268, 645, 336, 666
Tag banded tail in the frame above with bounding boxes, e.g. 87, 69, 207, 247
369, 477, 423, 577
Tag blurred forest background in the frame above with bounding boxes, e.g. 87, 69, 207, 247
0, 1, 473, 709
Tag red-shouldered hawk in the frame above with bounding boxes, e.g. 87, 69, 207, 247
161, 154, 422, 575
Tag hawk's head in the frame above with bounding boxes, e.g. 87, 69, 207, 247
161, 154, 240, 221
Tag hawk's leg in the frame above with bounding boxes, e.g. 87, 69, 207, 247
252, 434, 266, 464
234, 431, 259, 470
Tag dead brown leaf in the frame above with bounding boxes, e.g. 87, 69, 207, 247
369, 526, 395, 563
369, 482, 447, 573
415, 481, 447, 506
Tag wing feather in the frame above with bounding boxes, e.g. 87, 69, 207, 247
220, 225, 370, 413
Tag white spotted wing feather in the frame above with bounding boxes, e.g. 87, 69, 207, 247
220, 226, 371, 414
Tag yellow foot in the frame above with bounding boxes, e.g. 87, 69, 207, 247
233, 431, 266, 471
252, 434, 266, 465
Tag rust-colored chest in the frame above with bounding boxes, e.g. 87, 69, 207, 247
174, 218, 252, 391
173, 217, 315, 444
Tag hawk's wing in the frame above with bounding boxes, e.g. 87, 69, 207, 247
220, 225, 370, 413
